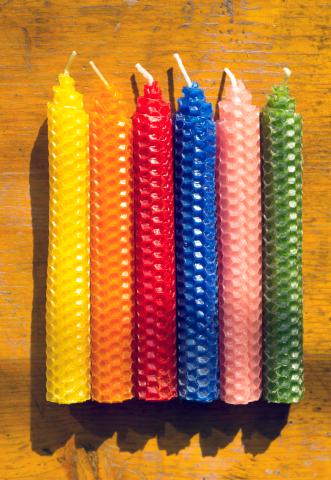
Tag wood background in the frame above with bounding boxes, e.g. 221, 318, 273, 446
0, 0, 330, 478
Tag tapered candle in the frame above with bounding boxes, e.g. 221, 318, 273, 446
216, 68, 262, 404
133, 63, 177, 400
173, 54, 219, 402
261, 68, 304, 403
89, 61, 134, 403
46, 51, 90, 404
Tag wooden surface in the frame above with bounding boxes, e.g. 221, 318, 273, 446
0, 0, 330, 478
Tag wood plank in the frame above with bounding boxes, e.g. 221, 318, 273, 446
0, 0, 330, 478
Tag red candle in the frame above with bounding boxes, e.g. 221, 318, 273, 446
133, 64, 177, 400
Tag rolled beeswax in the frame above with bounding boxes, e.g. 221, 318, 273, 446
46, 61, 90, 404
261, 72, 304, 403
90, 66, 134, 403
133, 75, 177, 400
217, 72, 262, 404
174, 80, 219, 402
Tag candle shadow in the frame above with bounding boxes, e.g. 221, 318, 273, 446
214, 71, 226, 120
29, 120, 80, 455
69, 399, 289, 456
130, 74, 139, 104
167, 67, 176, 114
29, 119, 289, 459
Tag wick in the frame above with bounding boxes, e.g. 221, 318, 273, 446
283, 67, 292, 82
173, 53, 192, 87
64, 50, 77, 75
135, 63, 154, 86
89, 60, 110, 89
224, 68, 238, 88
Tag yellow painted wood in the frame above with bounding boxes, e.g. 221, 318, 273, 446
0, 0, 330, 478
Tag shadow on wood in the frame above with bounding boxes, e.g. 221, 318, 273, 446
69, 399, 289, 456
214, 71, 226, 121
167, 67, 176, 114
130, 74, 139, 105
29, 120, 79, 455
29, 120, 289, 458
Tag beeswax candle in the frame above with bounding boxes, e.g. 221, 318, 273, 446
173, 54, 219, 402
89, 62, 134, 403
133, 64, 177, 401
261, 68, 304, 403
216, 68, 262, 404
46, 52, 90, 404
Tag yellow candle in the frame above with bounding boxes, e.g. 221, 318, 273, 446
46, 51, 90, 404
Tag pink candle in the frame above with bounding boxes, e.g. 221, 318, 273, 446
216, 68, 262, 404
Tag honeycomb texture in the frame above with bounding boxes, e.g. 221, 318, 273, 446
261, 82, 304, 403
174, 82, 219, 402
132, 81, 177, 401
217, 80, 262, 404
90, 88, 134, 403
46, 73, 90, 404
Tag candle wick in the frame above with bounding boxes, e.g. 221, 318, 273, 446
135, 63, 154, 86
283, 67, 292, 82
64, 50, 77, 75
173, 53, 192, 87
89, 60, 110, 89
224, 68, 238, 89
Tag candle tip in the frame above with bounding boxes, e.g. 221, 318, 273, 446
224, 67, 238, 88
135, 63, 154, 86
64, 50, 77, 75
283, 67, 292, 80
173, 53, 192, 87
89, 60, 110, 88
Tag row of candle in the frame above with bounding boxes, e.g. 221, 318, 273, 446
46, 52, 304, 405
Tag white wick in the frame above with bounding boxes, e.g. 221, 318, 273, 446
283, 67, 292, 80
135, 63, 154, 86
173, 53, 192, 87
64, 50, 77, 75
224, 67, 238, 88
89, 60, 110, 89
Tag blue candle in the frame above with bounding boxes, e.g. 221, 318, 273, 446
173, 55, 219, 402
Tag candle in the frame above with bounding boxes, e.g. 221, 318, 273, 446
46, 52, 90, 404
89, 62, 134, 403
133, 63, 177, 400
173, 54, 219, 402
261, 68, 304, 403
216, 68, 262, 404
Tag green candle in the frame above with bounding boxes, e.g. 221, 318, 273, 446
261, 68, 304, 403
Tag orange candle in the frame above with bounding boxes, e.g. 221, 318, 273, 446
89, 62, 134, 403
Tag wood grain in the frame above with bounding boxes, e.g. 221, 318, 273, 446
0, 0, 330, 478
